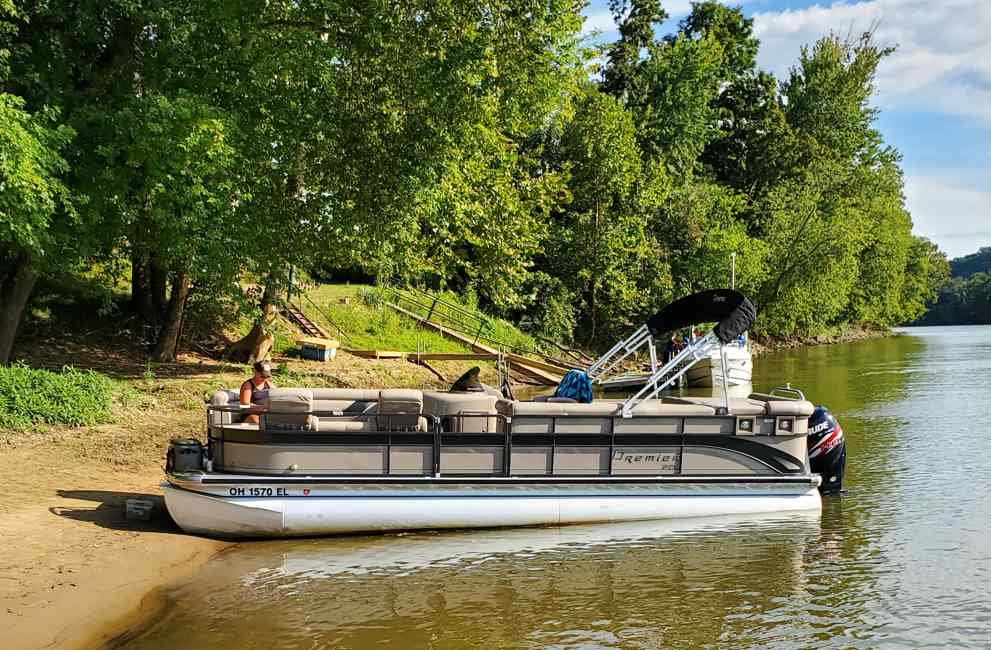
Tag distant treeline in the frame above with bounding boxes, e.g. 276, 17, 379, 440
1, 1, 948, 363
916, 248, 991, 325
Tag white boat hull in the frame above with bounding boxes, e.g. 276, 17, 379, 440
163, 479, 821, 538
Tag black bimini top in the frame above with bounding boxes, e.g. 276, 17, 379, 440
646, 289, 756, 344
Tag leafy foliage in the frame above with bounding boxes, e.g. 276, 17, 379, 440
914, 246, 985, 325
0, 95, 73, 257
950, 248, 991, 279
0, 1, 953, 360
0, 363, 121, 428
918, 273, 991, 326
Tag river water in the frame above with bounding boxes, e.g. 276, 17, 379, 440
123, 326, 991, 649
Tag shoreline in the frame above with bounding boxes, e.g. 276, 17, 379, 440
751, 325, 893, 356
92, 541, 238, 650
0, 444, 234, 650
82, 536, 234, 650
0, 349, 508, 650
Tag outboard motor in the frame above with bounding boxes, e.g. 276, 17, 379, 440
167, 438, 205, 473
808, 406, 846, 495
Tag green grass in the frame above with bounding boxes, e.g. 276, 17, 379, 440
301, 284, 470, 353
0, 363, 131, 429
282, 283, 552, 358
388, 287, 547, 355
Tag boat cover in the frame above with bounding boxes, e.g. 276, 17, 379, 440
646, 289, 756, 344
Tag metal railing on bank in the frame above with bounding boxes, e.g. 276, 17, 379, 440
385, 287, 591, 370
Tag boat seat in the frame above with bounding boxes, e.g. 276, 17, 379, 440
661, 396, 766, 416
748, 393, 815, 417
423, 391, 499, 433
510, 401, 717, 417
378, 389, 424, 431
315, 418, 376, 432
209, 389, 248, 425
508, 400, 719, 435
313, 417, 430, 433
262, 389, 318, 431
309, 388, 380, 415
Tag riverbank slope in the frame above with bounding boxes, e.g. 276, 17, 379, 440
751, 324, 892, 355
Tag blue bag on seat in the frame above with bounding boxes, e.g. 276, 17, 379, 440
553, 370, 593, 403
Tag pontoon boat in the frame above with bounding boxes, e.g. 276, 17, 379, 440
163, 290, 845, 538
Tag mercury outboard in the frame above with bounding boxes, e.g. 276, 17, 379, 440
808, 406, 846, 495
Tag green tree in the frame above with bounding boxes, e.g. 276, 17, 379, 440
86, 94, 240, 361
545, 89, 670, 343
0, 94, 74, 362
656, 180, 767, 297
900, 237, 949, 323
601, 0, 668, 100
749, 33, 924, 336
629, 34, 726, 178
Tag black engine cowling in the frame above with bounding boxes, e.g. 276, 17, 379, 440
808, 406, 846, 495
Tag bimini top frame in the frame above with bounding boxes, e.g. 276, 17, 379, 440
586, 289, 757, 417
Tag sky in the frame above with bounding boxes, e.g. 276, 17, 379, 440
581, 0, 991, 259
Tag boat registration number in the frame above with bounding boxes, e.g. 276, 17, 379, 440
228, 487, 289, 497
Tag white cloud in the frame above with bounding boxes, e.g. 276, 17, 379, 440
580, 1, 726, 37
752, 0, 991, 122
581, 9, 616, 36
905, 176, 991, 258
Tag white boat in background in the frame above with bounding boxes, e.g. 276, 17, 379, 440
598, 336, 752, 391
685, 336, 753, 388
163, 289, 845, 539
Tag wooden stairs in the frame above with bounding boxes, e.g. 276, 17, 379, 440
284, 304, 330, 339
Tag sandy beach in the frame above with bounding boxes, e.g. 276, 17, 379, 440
0, 438, 232, 650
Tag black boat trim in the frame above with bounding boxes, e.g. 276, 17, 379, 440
687, 437, 806, 475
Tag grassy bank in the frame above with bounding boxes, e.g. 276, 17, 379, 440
295, 284, 549, 356
302, 284, 471, 353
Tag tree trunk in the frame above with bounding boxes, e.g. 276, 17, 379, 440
130, 254, 154, 321
226, 286, 277, 364
149, 256, 168, 324
0, 254, 39, 364
151, 272, 191, 362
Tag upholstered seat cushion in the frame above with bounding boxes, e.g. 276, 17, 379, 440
264, 389, 316, 430
748, 393, 816, 417
661, 396, 766, 415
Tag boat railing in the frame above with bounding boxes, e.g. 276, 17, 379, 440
201, 405, 808, 478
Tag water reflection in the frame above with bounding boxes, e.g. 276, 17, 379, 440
126, 514, 825, 649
